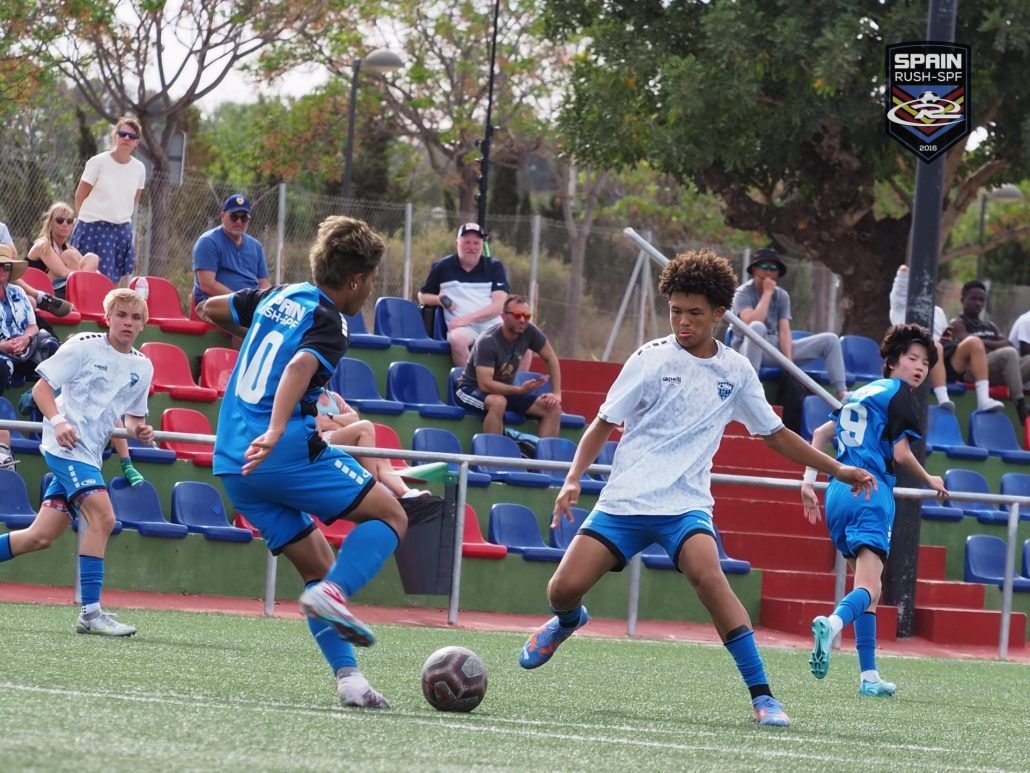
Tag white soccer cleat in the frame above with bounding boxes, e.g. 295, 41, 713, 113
298, 580, 375, 647
337, 672, 390, 709
75, 611, 137, 637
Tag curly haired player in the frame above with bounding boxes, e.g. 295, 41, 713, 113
518, 250, 876, 728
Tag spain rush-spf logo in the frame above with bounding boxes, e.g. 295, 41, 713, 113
886, 42, 970, 163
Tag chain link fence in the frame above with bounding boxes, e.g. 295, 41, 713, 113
1, 151, 1027, 362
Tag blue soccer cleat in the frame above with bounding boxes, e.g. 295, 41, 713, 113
809, 615, 833, 679
518, 607, 590, 669
752, 695, 791, 727
860, 678, 896, 697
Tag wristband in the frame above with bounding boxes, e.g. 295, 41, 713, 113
803, 468, 817, 485
50, 414, 68, 427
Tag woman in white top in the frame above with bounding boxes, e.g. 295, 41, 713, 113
26, 202, 100, 293
71, 116, 146, 284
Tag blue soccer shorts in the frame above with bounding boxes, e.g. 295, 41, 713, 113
825, 477, 894, 561
42, 451, 108, 516
578, 509, 716, 572
219, 448, 375, 554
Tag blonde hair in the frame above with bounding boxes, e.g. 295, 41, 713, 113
112, 115, 142, 142
309, 216, 385, 289
36, 201, 75, 244
103, 288, 149, 323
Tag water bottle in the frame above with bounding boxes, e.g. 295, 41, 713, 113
134, 276, 149, 301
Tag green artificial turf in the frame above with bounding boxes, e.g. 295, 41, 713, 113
0, 603, 1027, 771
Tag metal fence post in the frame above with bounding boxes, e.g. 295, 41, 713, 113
626, 554, 642, 636
529, 214, 541, 313
263, 553, 278, 616
403, 202, 413, 300
276, 182, 286, 284
998, 501, 1019, 658
447, 462, 470, 626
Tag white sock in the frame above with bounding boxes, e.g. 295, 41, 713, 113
975, 380, 991, 404
82, 602, 101, 617
934, 386, 950, 404
861, 669, 880, 683
828, 614, 844, 636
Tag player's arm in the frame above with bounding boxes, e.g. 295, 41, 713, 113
552, 416, 617, 527
195, 294, 249, 338
242, 351, 319, 475
800, 420, 836, 524
123, 413, 155, 445
32, 377, 77, 449
762, 426, 875, 496
893, 436, 947, 498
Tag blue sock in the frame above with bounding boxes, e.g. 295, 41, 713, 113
0, 533, 13, 562
79, 555, 104, 608
723, 627, 771, 699
855, 611, 878, 673
831, 587, 872, 630
552, 605, 583, 628
305, 581, 357, 674
324, 520, 399, 598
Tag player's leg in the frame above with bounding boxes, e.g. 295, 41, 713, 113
930, 342, 955, 410
518, 532, 615, 669
73, 489, 136, 636
851, 547, 895, 697
0, 503, 70, 560
952, 337, 1004, 412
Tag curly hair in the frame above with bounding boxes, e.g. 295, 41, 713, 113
657, 250, 738, 310
880, 323, 937, 377
309, 216, 385, 289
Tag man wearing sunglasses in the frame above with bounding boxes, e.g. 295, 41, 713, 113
730, 248, 849, 401
455, 294, 563, 438
192, 194, 270, 307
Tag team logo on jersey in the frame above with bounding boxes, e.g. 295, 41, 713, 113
717, 380, 734, 400
94, 363, 108, 371
661, 375, 681, 384
129, 372, 139, 387
886, 42, 970, 163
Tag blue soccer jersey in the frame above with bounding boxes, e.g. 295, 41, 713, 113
213, 283, 349, 475
831, 378, 922, 484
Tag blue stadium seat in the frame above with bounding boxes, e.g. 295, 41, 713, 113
487, 502, 563, 561
641, 543, 675, 570
471, 433, 552, 488
0, 397, 40, 455
999, 473, 1030, 521
841, 335, 883, 382
126, 437, 177, 464
343, 312, 391, 350
513, 372, 587, 429
964, 534, 1030, 590
171, 481, 253, 542
535, 437, 604, 494
432, 306, 448, 341
108, 478, 188, 538
549, 506, 589, 553
968, 410, 1030, 464
0, 469, 38, 529
725, 328, 781, 379
714, 527, 751, 574
386, 362, 465, 420
640, 525, 750, 574
373, 297, 451, 354
591, 439, 618, 481
329, 357, 405, 415
411, 427, 491, 487
801, 395, 835, 442
925, 406, 989, 460
944, 469, 1008, 524
1023, 539, 1030, 579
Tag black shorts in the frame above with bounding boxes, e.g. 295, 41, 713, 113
942, 340, 962, 382
455, 386, 538, 416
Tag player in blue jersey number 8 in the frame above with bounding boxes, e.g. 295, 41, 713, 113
801, 324, 948, 698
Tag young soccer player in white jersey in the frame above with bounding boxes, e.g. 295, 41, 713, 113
518, 250, 876, 727
801, 324, 947, 697
198, 216, 409, 710
0, 289, 154, 636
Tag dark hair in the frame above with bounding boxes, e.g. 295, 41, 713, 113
657, 250, 738, 310
309, 216, 385, 289
961, 279, 986, 298
503, 294, 529, 312
880, 323, 937, 377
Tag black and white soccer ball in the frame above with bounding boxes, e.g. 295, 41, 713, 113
420, 646, 488, 712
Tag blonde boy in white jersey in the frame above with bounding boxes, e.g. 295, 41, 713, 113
518, 250, 876, 727
0, 289, 154, 636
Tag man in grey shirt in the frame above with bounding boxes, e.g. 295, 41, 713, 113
730, 248, 848, 400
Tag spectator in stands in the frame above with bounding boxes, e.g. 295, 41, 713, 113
1009, 309, 1030, 359
418, 222, 509, 367
0, 254, 60, 393
949, 280, 1030, 423
72, 116, 147, 285
890, 265, 1002, 413
315, 389, 428, 499
0, 428, 14, 469
27, 202, 101, 295
455, 294, 563, 437
730, 248, 848, 400
1, 224, 73, 318
191, 194, 270, 306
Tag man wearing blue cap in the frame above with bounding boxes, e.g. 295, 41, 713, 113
192, 194, 271, 306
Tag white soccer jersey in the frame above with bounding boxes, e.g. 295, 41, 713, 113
36, 332, 153, 468
595, 336, 783, 516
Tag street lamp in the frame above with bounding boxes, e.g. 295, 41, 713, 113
977, 183, 1024, 279
342, 47, 404, 204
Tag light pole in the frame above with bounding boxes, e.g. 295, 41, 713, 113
342, 47, 403, 204
475, 0, 502, 240
977, 183, 1024, 279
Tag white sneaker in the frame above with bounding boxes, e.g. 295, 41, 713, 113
75, 610, 137, 636
337, 672, 390, 709
298, 581, 375, 647
978, 398, 1005, 413
401, 488, 431, 499
936, 399, 956, 412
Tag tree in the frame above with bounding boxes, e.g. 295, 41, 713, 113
544, 1, 1030, 337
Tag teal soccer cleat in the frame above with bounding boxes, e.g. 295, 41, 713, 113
809, 615, 833, 679
752, 695, 791, 727
860, 678, 896, 697
518, 607, 590, 669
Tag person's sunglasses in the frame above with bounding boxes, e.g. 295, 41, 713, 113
0, 263, 11, 272
506, 311, 531, 321
54, 216, 75, 225
117, 130, 139, 140
756, 262, 780, 271
228, 212, 251, 223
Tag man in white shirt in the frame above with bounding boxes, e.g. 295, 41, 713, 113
0, 289, 154, 637
518, 249, 875, 729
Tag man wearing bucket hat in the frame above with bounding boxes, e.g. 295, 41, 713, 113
192, 194, 270, 306
730, 248, 848, 400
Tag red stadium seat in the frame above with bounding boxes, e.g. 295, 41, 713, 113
21, 268, 82, 325
160, 407, 214, 466
234, 513, 261, 537
316, 518, 355, 548
199, 347, 239, 396
189, 297, 223, 333
461, 504, 507, 559
129, 276, 208, 334
960, 382, 1010, 400
372, 422, 407, 470
141, 341, 218, 402
66, 271, 114, 323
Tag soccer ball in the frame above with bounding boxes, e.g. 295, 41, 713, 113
420, 646, 488, 712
